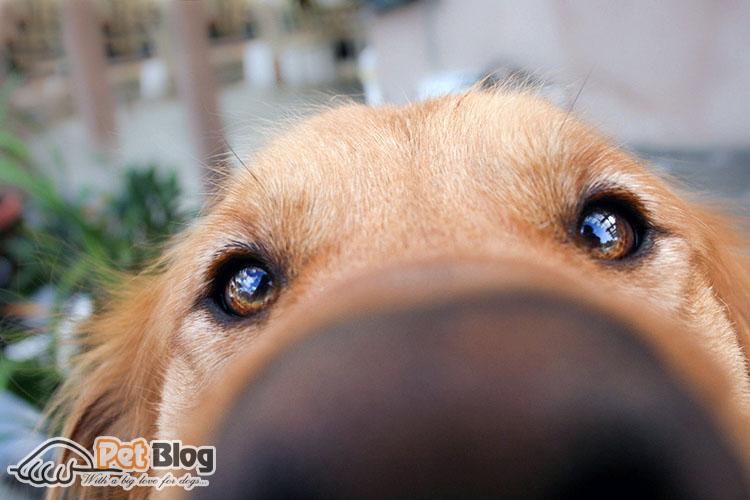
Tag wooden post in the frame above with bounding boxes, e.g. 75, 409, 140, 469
0, 1, 14, 83
168, 0, 226, 190
61, 0, 116, 152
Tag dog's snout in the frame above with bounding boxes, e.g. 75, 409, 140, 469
197, 275, 748, 499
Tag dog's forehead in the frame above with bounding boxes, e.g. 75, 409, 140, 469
229, 93, 626, 198
208, 91, 652, 256
245, 91, 595, 177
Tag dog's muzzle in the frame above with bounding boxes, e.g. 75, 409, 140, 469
193, 262, 748, 500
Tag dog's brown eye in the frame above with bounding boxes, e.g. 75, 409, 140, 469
577, 204, 639, 260
223, 265, 276, 316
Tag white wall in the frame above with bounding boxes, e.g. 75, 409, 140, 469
366, 0, 750, 147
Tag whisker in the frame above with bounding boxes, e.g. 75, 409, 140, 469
557, 67, 594, 138
214, 138, 273, 207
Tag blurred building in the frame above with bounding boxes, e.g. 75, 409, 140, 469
365, 0, 750, 148
0, 0, 747, 203
0, 0, 62, 79
0, 0, 363, 197
0, 0, 361, 114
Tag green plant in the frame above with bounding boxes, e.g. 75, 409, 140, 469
0, 159, 187, 297
0, 100, 189, 408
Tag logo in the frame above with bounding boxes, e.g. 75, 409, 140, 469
7, 437, 215, 491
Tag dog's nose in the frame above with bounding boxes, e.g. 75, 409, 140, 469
196, 288, 747, 499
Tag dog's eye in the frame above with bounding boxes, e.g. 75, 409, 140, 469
221, 264, 276, 316
577, 202, 641, 260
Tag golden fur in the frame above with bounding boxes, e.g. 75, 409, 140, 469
49, 89, 750, 498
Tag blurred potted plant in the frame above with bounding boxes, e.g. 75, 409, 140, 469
0, 80, 190, 496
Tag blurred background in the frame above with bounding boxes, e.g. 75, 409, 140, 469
0, 1, 748, 497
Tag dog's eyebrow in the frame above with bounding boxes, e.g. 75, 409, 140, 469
582, 184, 657, 226
209, 240, 267, 260
583, 183, 642, 206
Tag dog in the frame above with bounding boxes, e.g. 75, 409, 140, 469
50, 89, 750, 498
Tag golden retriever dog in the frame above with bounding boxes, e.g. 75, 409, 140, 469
50, 89, 750, 499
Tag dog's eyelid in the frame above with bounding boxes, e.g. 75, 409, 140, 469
582, 184, 643, 207
579, 184, 663, 228
204, 240, 284, 277
200, 241, 261, 289
210, 240, 267, 261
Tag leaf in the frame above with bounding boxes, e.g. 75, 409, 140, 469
0, 130, 30, 162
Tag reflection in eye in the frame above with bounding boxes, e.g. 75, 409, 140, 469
581, 212, 618, 246
577, 205, 638, 260
222, 265, 276, 317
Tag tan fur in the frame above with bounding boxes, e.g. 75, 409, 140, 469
49, 90, 750, 499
